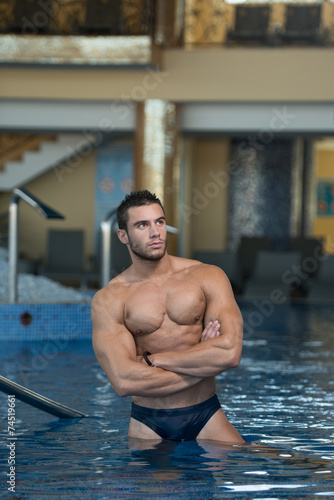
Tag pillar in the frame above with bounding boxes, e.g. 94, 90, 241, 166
135, 99, 180, 254
155, 0, 185, 46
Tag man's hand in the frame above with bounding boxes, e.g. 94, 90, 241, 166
201, 320, 220, 342
136, 321, 220, 366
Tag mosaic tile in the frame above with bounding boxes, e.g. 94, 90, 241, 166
228, 139, 297, 250
0, 303, 92, 341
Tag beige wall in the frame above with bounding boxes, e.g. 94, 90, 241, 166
186, 138, 230, 255
0, 151, 96, 264
313, 148, 334, 254
1, 48, 334, 103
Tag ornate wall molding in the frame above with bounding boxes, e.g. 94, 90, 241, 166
0, 34, 161, 66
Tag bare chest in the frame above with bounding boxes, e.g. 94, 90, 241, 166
124, 279, 206, 336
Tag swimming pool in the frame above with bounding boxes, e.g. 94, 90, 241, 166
0, 302, 333, 499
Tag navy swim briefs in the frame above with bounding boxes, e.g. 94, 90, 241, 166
130, 394, 221, 441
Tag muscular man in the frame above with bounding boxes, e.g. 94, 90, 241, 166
92, 190, 244, 444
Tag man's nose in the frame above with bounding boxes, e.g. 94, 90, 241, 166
149, 224, 160, 237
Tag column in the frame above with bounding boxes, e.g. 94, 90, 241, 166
135, 99, 180, 253
155, 0, 184, 46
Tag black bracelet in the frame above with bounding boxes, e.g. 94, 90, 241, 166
143, 351, 156, 367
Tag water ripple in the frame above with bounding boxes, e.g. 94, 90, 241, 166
0, 305, 333, 498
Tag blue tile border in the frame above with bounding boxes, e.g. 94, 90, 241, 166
0, 303, 92, 341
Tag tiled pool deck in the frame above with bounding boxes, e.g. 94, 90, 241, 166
0, 303, 93, 341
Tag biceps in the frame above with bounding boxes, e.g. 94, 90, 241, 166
93, 328, 137, 378
204, 275, 242, 324
204, 301, 243, 343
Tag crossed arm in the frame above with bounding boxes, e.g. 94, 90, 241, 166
141, 268, 243, 378
92, 287, 203, 398
92, 267, 243, 398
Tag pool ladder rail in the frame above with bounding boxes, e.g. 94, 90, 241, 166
8, 187, 65, 303
0, 375, 87, 418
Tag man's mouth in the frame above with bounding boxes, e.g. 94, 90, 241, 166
149, 241, 163, 248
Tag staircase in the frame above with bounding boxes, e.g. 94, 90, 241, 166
0, 134, 56, 171
0, 133, 97, 191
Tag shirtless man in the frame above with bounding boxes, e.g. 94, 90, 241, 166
91, 190, 244, 444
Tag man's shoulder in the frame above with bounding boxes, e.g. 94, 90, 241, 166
91, 274, 129, 309
171, 255, 200, 269
171, 256, 224, 278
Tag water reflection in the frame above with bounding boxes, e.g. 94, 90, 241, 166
0, 304, 333, 498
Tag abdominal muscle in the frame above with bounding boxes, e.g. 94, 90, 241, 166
132, 377, 217, 409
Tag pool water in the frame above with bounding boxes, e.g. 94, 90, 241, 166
0, 302, 333, 499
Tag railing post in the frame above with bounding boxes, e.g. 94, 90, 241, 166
100, 208, 117, 288
7, 188, 64, 303
100, 219, 112, 289
8, 193, 19, 303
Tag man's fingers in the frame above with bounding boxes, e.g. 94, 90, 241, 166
201, 320, 220, 341
202, 321, 213, 340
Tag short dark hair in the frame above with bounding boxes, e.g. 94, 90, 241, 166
117, 190, 164, 230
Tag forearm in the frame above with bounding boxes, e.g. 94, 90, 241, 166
149, 336, 242, 377
125, 366, 203, 398
99, 354, 203, 398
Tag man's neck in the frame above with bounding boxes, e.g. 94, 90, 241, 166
130, 253, 173, 281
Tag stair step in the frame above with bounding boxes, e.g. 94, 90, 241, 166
0, 134, 97, 191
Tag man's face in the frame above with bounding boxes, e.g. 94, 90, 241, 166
123, 203, 167, 261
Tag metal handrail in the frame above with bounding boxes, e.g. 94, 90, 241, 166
0, 375, 87, 418
100, 208, 118, 288
8, 188, 65, 303
100, 209, 178, 288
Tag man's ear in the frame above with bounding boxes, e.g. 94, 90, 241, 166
117, 229, 129, 244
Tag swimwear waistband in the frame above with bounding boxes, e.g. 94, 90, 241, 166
131, 394, 220, 416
